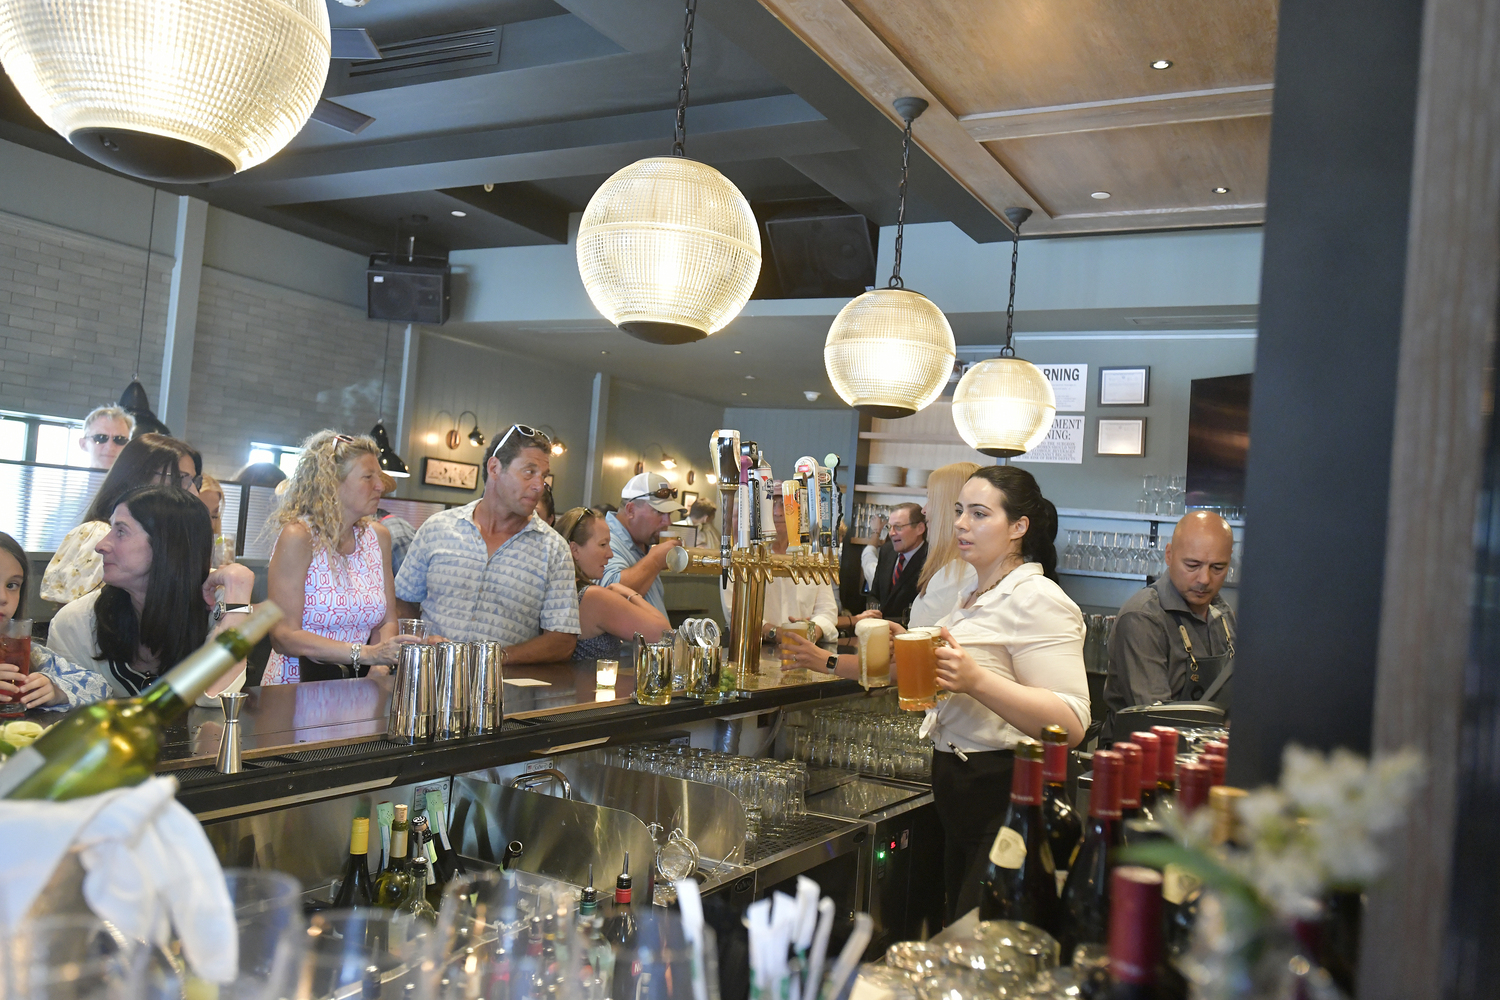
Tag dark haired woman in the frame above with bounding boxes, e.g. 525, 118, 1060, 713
555, 506, 670, 660
48, 485, 254, 704
890, 465, 1089, 921
0, 531, 110, 710
41, 433, 201, 604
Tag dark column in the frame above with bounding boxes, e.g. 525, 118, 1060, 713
1230, 0, 1427, 784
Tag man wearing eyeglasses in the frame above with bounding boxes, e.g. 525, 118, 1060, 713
395, 424, 580, 663
77, 406, 134, 470
600, 472, 683, 617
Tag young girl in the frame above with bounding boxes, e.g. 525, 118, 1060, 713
0, 532, 111, 710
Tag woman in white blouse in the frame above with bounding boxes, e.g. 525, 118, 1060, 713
907, 462, 980, 627
893, 465, 1089, 920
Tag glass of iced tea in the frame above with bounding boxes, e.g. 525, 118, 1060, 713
1, 618, 33, 716
894, 627, 943, 711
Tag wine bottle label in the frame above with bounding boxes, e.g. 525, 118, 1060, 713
988, 826, 1028, 869
0, 745, 45, 797
1162, 863, 1202, 905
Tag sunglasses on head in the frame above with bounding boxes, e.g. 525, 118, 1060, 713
629, 486, 679, 501
88, 433, 130, 446
491, 423, 550, 455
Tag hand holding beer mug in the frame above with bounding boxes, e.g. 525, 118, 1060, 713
931, 627, 983, 694
777, 619, 818, 668
893, 626, 946, 710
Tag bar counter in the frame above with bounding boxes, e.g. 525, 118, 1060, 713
156, 656, 865, 821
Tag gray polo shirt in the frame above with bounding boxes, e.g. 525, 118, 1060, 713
1102, 576, 1235, 735
600, 511, 668, 616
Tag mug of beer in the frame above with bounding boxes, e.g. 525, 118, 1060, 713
855, 618, 892, 688
893, 627, 945, 711
778, 620, 817, 669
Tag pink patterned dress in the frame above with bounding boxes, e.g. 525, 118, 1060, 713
263, 524, 387, 685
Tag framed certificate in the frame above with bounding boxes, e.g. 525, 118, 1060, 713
681, 491, 699, 509
1098, 366, 1150, 406
422, 457, 480, 490
1097, 418, 1147, 456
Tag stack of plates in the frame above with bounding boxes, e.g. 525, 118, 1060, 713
867, 464, 906, 487
908, 469, 934, 489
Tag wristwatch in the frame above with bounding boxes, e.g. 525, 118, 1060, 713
825, 654, 838, 674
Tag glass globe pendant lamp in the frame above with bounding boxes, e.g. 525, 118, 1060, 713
576, 0, 760, 345
952, 208, 1057, 457
824, 98, 956, 418
0, 0, 331, 183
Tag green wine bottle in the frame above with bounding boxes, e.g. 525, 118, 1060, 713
374, 804, 413, 908
0, 603, 282, 801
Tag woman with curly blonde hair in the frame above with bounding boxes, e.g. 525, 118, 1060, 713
263, 430, 415, 684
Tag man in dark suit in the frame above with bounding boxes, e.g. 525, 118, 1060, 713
871, 503, 928, 624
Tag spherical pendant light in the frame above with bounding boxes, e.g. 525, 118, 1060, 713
825, 287, 956, 418
824, 97, 954, 418
953, 358, 1056, 456
950, 207, 1056, 458
577, 156, 761, 344
576, 0, 761, 346
0, 0, 330, 183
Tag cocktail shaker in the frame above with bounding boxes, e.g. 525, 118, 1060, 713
389, 643, 434, 743
467, 640, 504, 736
432, 641, 469, 740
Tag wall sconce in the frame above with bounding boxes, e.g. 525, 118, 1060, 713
687, 470, 695, 485
646, 442, 676, 469
538, 424, 567, 457
607, 456, 629, 469
434, 410, 457, 449
460, 411, 485, 448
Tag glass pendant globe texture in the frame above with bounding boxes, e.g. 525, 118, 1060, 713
573, 155, 762, 344
824, 287, 956, 418
577, 156, 762, 345
952, 357, 1058, 458
0, 0, 330, 183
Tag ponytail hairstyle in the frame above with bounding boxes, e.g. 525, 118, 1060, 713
965, 465, 1060, 582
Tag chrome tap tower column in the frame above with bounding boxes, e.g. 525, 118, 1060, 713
669, 430, 842, 683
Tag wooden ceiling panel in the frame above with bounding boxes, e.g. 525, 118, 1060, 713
843, 0, 1279, 116
984, 117, 1271, 218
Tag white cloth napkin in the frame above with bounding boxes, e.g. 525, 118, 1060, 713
0, 776, 238, 982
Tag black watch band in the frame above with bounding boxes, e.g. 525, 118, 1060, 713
826, 654, 838, 673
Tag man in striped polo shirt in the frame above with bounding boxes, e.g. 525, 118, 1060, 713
395, 424, 580, 663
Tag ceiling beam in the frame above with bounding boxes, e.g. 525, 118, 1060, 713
959, 85, 1275, 142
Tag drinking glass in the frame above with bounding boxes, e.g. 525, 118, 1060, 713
298, 909, 438, 1000
220, 868, 306, 1000
0, 618, 32, 716
855, 619, 892, 686
777, 621, 815, 669
397, 619, 428, 639
6, 915, 138, 1000
894, 630, 940, 711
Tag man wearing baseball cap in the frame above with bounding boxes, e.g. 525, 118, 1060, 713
600, 472, 683, 617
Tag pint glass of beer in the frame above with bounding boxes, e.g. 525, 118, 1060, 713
778, 620, 816, 668
893, 627, 943, 710
855, 618, 892, 687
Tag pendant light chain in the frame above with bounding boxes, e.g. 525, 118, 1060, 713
1001, 222, 1021, 357
671, 0, 699, 156
134, 191, 158, 377
379, 321, 392, 420
888, 115, 914, 290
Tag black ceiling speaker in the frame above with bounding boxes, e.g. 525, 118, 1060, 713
368, 253, 450, 324
757, 205, 878, 299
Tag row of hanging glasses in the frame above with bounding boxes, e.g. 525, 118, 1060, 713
784, 702, 932, 780
1060, 531, 1167, 577
1137, 474, 1186, 516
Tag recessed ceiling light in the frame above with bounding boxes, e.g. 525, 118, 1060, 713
1091, 191, 1111, 200
600, 350, 609, 355
450, 210, 467, 217
1151, 59, 1172, 70
745, 375, 756, 380
1212, 186, 1231, 194
733, 350, 742, 355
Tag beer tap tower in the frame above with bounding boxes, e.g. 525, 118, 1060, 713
668, 430, 842, 680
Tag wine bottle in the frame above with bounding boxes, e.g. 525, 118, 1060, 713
408, 815, 440, 918
0, 603, 283, 800
1128, 731, 1161, 819
424, 790, 464, 883
1041, 724, 1082, 895
1106, 866, 1187, 999
1166, 782, 1245, 960
333, 816, 376, 908
501, 840, 525, 872
605, 852, 639, 1000
1148, 727, 1180, 795
1115, 742, 1143, 824
1059, 749, 1123, 962
1174, 761, 1212, 815
1202, 752, 1227, 787
374, 804, 413, 908
979, 740, 1060, 934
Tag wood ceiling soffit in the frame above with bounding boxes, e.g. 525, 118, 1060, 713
756, 0, 1274, 235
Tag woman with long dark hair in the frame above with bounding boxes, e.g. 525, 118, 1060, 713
890, 465, 1089, 921
0, 531, 110, 710
48, 485, 254, 702
40, 433, 201, 604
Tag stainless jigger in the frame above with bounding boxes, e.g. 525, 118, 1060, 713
216, 691, 247, 773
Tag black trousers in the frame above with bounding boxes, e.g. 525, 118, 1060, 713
930, 748, 1014, 923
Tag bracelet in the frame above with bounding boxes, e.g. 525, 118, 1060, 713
350, 643, 362, 674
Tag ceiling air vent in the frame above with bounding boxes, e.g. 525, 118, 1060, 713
1126, 311, 1258, 329
333, 28, 500, 92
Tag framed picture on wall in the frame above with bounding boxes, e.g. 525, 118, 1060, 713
681, 491, 699, 509
422, 457, 480, 490
1097, 418, 1147, 456
1098, 366, 1151, 406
